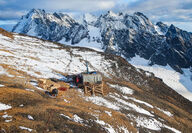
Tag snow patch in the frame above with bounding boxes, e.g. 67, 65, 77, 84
105, 111, 112, 117
119, 126, 129, 133
19, 126, 33, 132
156, 107, 173, 117
28, 115, 34, 120
2, 114, 12, 119
0, 84, 4, 87
25, 88, 35, 92
108, 84, 134, 95
60, 114, 71, 120
164, 125, 181, 133
5, 119, 12, 122
136, 117, 162, 131
60, 114, 84, 124
73, 114, 84, 123
154, 25, 165, 35
96, 119, 105, 125
128, 114, 180, 132
128, 114, 162, 131
145, 71, 152, 77
36, 87, 44, 91
29, 81, 38, 86
2, 113, 12, 123
85, 96, 120, 110
110, 95, 153, 117
0, 51, 14, 56
0, 103, 12, 111
95, 119, 116, 133
128, 97, 154, 108
64, 99, 70, 103
19, 104, 24, 107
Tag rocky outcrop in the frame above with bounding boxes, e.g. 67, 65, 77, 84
156, 21, 169, 34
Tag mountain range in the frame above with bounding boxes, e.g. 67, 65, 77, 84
12, 9, 192, 74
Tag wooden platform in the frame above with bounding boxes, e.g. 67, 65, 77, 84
84, 81, 104, 96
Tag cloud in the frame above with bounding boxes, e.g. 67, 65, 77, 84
0, 10, 25, 20
181, 1, 192, 9
165, 22, 192, 32
33, 0, 115, 11
111, 0, 192, 31
114, 0, 192, 23
0, 20, 17, 25
0, 0, 6, 5
0, 0, 118, 19
2, 0, 116, 12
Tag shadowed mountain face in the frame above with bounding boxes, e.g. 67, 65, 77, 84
12, 9, 192, 73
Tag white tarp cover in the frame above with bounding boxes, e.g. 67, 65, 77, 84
82, 74, 102, 83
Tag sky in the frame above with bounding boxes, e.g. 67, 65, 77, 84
0, 0, 192, 31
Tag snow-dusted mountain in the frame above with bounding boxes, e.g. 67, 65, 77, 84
12, 9, 88, 44
0, 28, 192, 132
95, 11, 192, 73
13, 9, 192, 73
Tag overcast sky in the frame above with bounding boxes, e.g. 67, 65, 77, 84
0, 0, 192, 31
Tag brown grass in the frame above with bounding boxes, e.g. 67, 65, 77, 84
0, 75, 138, 132
0, 28, 14, 39
0, 49, 14, 55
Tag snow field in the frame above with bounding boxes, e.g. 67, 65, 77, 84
129, 55, 192, 101
0, 34, 113, 80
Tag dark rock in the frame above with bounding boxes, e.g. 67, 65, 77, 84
156, 21, 169, 34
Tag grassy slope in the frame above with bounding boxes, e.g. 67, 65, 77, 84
0, 28, 192, 132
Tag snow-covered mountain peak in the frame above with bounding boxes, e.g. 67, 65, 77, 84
106, 11, 118, 17
53, 12, 75, 23
27, 8, 44, 15
102, 10, 124, 20
168, 24, 180, 34
25, 9, 45, 20
13, 9, 88, 44
83, 13, 97, 25
133, 12, 149, 20
131, 12, 156, 33
95, 11, 127, 33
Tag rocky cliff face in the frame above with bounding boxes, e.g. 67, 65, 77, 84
156, 21, 169, 34
95, 11, 192, 73
12, 9, 88, 44
13, 9, 192, 72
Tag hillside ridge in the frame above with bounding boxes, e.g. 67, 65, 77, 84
0, 28, 192, 132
